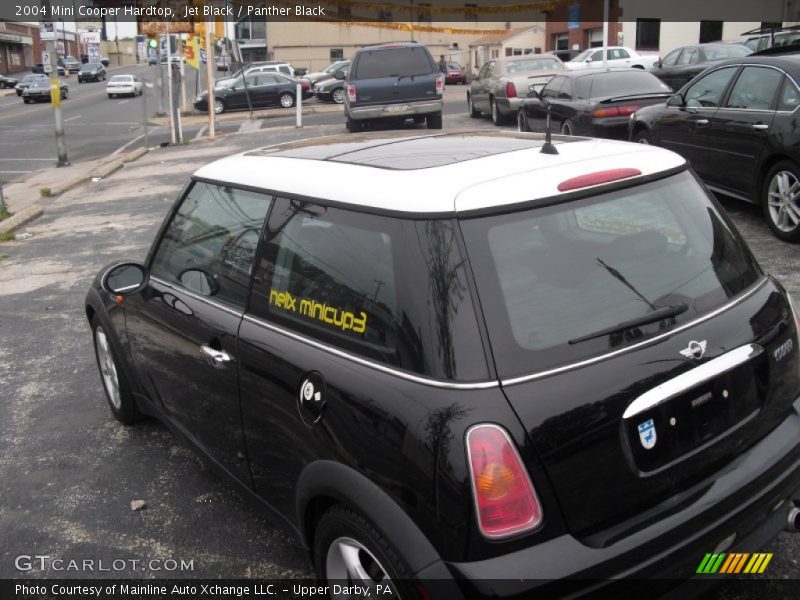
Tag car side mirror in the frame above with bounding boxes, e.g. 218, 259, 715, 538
654, 60, 662, 68
179, 268, 219, 297
667, 94, 685, 107
586, 57, 593, 63
101, 262, 149, 296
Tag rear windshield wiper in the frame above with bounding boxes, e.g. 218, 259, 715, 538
568, 303, 688, 345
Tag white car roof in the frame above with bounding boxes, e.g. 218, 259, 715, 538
193, 131, 686, 215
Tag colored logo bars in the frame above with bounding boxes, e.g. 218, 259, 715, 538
696, 552, 773, 574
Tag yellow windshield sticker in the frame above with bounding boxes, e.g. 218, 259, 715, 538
270, 290, 367, 334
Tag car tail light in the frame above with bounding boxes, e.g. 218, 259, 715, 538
435, 74, 444, 94
301, 80, 310, 90
617, 104, 639, 116
505, 81, 517, 98
592, 106, 620, 118
466, 424, 542, 539
347, 84, 356, 101
557, 168, 642, 192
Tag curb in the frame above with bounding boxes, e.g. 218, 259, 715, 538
0, 203, 43, 236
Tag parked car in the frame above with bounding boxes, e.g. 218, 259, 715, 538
630, 53, 800, 242
32, 64, 65, 76
106, 74, 143, 98
195, 73, 303, 113
314, 73, 346, 104
552, 48, 582, 63
15, 73, 47, 96
743, 25, 800, 52
78, 62, 106, 83
345, 42, 443, 132
304, 60, 350, 86
445, 61, 467, 85
649, 42, 752, 90
60, 56, 81, 74
565, 46, 660, 70
216, 61, 296, 88
87, 130, 800, 598
468, 54, 567, 125
519, 68, 672, 138
0, 73, 19, 88
22, 78, 67, 103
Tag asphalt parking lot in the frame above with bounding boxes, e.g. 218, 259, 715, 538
0, 103, 798, 595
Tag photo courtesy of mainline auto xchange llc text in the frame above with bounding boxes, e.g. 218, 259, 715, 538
2, 0, 800, 599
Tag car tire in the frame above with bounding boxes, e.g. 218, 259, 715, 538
279, 92, 295, 108
426, 113, 443, 129
346, 117, 362, 133
23, 97, 30, 104
762, 160, 800, 243
91, 319, 140, 425
313, 505, 415, 600
490, 98, 503, 126
518, 110, 531, 132
561, 120, 576, 136
214, 98, 225, 114
332, 87, 345, 104
633, 129, 653, 145
61, 89, 67, 100
468, 93, 480, 118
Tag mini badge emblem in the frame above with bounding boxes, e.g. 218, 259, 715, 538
680, 340, 708, 360
638, 419, 657, 450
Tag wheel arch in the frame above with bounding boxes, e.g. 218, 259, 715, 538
296, 460, 441, 575
756, 153, 797, 202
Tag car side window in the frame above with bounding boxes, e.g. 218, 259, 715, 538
779, 76, 800, 111
676, 48, 697, 65
150, 182, 272, 310
477, 63, 489, 79
486, 61, 496, 77
279, 66, 290, 74
247, 198, 489, 381
590, 50, 603, 61
612, 48, 630, 59
661, 49, 682, 67
558, 78, 573, 99
726, 66, 783, 111
541, 76, 564, 98
684, 66, 738, 108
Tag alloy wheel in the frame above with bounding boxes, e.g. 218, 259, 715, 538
280, 93, 294, 108
326, 537, 393, 598
95, 328, 121, 410
491, 100, 498, 124
767, 170, 800, 233
332, 88, 345, 104
214, 99, 224, 114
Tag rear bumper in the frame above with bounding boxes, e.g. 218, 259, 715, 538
447, 400, 800, 598
495, 97, 524, 115
108, 86, 135, 95
347, 99, 443, 121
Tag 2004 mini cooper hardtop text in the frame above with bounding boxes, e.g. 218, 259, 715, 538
86, 131, 800, 598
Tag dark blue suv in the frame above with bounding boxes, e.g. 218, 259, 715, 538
344, 42, 444, 132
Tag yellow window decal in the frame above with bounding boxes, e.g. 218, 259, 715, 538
269, 289, 367, 334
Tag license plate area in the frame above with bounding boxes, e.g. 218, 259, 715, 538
624, 359, 764, 474
384, 104, 411, 113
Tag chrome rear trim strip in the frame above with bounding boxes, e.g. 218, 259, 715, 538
623, 343, 763, 419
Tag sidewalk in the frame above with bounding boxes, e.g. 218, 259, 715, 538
151, 99, 343, 127
0, 147, 148, 235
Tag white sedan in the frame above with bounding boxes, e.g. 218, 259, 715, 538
106, 75, 143, 98
565, 46, 660, 70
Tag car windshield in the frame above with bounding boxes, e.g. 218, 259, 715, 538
576, 71, 671, 98
354, 47, 434, 79
30, 79, 49, 88
23, 75, 44, 82
571, 49, 594, 62
460, 171, 761, 377
110, 76, 132, 83
701, 44, 752, 60
81, 64, 99, 71
506, 58, 562, 73
325, 61, 346, 73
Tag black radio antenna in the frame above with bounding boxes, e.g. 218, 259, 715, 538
540, 98, 558, 155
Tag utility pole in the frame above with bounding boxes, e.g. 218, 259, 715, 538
41, 1, 69, 167
166, 21, 176, 143
156, 33, 165, 116
602, 0, 609, 68
204, 19, 216, 138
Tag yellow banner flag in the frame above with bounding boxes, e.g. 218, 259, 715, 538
185, 35, 201, 69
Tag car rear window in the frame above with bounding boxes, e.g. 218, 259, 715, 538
353, 46, 434, 79
506, 58, 562, 73
248, 198, 489, 382
110, 76, 133, 82
460, 171, 761, 378
576, 71, 671, 98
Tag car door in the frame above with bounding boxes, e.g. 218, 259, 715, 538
258, 74, 284, 106
525, 75, 565, 130
124, 182, 273, 484
657, 65, 739, 177
652, 48, 683, 88
233, 75, 261, 109
609, 48, 632, 67
470, 62, 490, 109
585, 48, 604, 69
476, 61, 495, 110
704, 65, 783, 195
671, 47, 700, 90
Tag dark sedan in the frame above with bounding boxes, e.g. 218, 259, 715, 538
78, 62, 106, 83
14, 73, 48, 96
314, 73, 345, 104
630, 53, 800, 242
518, 69, 672, 138
194, 73, 303, 114
649, 42, 752, 91
0, 74, 18, 88
22, 78, 68, 103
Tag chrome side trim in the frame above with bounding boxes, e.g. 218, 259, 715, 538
241, 314, 499, 390
149, 276, 244, 318
501, 278, 768, 387
622, 343, 764, 419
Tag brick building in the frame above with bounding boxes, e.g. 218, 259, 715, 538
544, 0, 622, 52
0, 21, 42, 75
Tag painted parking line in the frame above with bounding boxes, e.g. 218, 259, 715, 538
238, 119, 263, 133
192, 125, 207, 141
65, 115, 82, 122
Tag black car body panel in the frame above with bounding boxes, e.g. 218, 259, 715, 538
195, 73, 305, 112
85, 132, 800, 596
649, 43, 752, 91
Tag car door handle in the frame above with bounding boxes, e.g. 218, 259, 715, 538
695, 118, 709, 126
200, 345, 232, 368
752, 123, 770, 131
